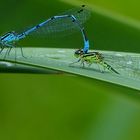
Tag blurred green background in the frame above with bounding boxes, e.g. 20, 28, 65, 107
1, 0, 140, 52
0, 0, 140, 140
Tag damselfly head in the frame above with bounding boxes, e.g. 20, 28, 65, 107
74, 49, 84, 58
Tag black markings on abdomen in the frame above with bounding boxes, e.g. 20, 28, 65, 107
36, 25, 40, 29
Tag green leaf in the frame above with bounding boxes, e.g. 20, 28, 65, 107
0, 48, 140, 90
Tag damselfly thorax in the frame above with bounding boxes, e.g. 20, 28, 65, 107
81, 52, 103, 63
0, 31, 19, 45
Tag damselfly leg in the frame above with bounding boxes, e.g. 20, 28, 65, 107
20, 47, 26, 58
0, 47, 4, 54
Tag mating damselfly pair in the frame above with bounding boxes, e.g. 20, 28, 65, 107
0, 5, 90, 59
0, 5, 120, 74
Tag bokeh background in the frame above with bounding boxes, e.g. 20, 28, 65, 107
0, 0, 140, 140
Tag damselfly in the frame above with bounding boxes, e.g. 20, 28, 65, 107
0, 5, 90, 61
71, 49, 140, 80
70, 49, 119, 74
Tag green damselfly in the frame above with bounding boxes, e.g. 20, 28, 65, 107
70, 49, 119, 74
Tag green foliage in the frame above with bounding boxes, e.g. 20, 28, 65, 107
0, 72, 140, 140
0, 0, 140, 140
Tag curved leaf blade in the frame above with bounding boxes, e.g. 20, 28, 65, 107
0, 48, 140, 90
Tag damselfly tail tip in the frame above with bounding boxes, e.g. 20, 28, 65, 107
115, 70, 120, 75
111, 67, 120, 74
82, 5, 86, 8
105, 62, 119, 74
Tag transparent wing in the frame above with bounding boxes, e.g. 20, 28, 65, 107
102, 52, 140, 79
27, 6, 91, 37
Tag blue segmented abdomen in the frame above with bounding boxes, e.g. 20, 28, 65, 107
26, 6, 91, 36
